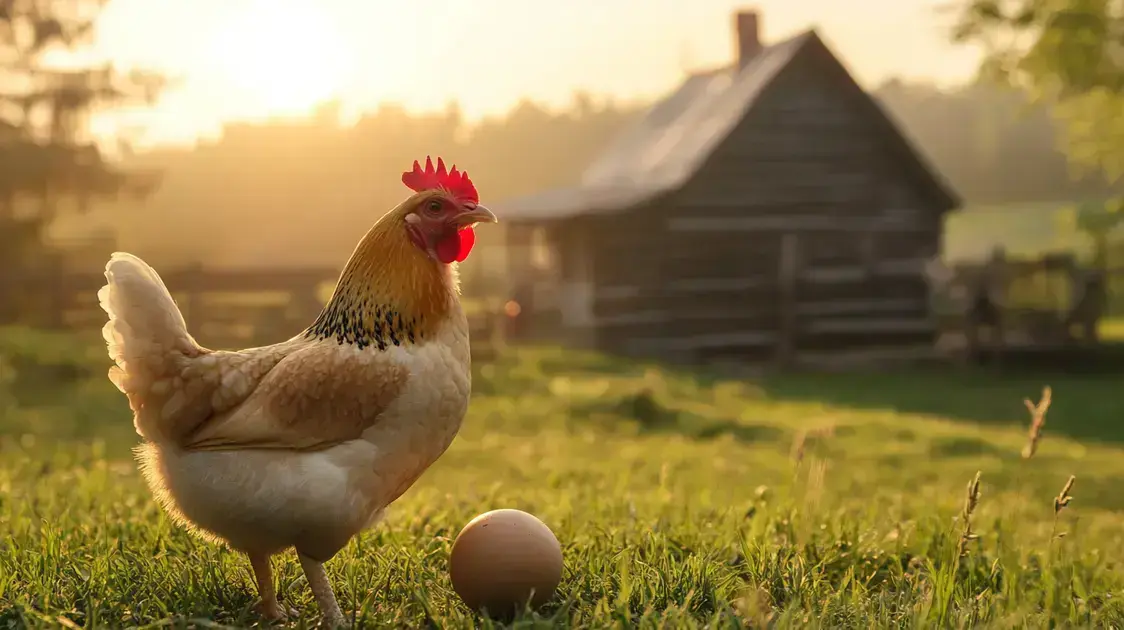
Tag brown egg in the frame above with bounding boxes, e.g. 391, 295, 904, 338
449, 509, 563, 614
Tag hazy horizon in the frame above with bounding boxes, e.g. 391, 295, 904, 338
76, 0, 983, 149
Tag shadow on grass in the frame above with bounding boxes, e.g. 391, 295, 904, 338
927, 435, 1012, 458
510, 343, 1124, 446
566, 388, 786, 444
755, 363, 1124, 445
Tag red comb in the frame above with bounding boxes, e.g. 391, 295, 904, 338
401, 156, 479, 204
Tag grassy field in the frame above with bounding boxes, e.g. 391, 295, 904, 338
2, 328, 1124, 628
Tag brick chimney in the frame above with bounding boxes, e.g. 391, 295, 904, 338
734, 10, 761, 67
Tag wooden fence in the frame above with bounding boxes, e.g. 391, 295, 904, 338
0, 266, 505, 359
931, 249, 1107, 357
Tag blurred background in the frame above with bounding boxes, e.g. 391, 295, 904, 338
2, 0, 1124, 360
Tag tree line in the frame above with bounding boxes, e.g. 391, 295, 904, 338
89, 78, 1119, 270
7, 0, 1124, 277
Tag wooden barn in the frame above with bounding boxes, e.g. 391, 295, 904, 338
500, 10, 960, 366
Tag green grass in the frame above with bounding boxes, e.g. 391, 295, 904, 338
3, 328, 1124, 628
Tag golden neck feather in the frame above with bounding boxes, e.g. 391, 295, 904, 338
305, 211, 458, 350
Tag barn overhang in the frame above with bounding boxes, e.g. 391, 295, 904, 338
496, 181, 671, 225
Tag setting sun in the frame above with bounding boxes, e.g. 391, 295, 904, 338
205, 0, 351, 116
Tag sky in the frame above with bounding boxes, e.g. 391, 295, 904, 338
82, 0, 985, 147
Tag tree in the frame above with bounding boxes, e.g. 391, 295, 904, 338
952, 0, 1124, 182
953, 0, 1124, 269
874, 78, 1121, 204
0, 0, 163, 323
1060, 199, 1124, 265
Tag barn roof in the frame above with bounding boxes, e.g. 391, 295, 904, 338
501, 30, 959, 222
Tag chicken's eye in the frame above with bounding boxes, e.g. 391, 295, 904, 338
425, 199, 443, 215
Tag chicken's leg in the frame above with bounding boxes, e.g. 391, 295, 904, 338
299, 553, 346, 627
249, 553, 291, 621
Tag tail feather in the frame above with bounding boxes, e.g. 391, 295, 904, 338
98, 252, 206, 437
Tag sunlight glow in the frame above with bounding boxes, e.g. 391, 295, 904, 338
204, 0, 351, 117
79, 0, 983, 147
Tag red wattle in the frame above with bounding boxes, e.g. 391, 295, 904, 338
455, 227, 476, 262
435, 227, 476, 264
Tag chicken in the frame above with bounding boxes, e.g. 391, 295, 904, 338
97, 157, 497, 627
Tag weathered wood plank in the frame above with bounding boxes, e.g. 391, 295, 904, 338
801, 258, 930, 283
796, 297, 928, 317
804, 317, 934, 335
668, 216, 936, 233
665, 277, 770, 293
652, 291, 783, 316
624, 330, 778, 354
594, 285, 643, 300
797, 278, 929, 304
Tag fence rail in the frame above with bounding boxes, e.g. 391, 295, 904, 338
0, 266, 504, 358
931, 249, 1110, 357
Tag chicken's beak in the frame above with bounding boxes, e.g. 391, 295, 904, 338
453, 204, 498, 227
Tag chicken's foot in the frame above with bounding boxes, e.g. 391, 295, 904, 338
249, 553, 295, 622
299, 553, 346, 628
